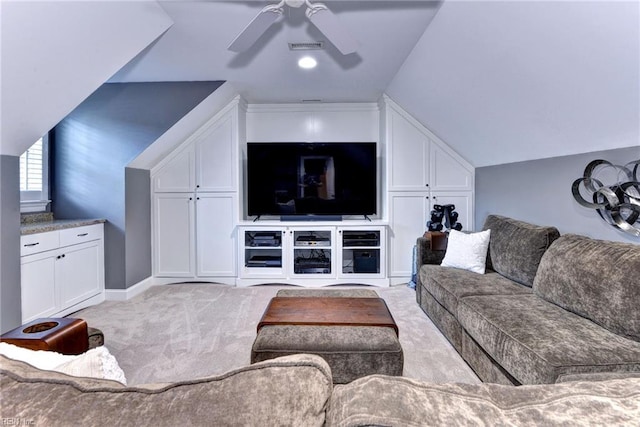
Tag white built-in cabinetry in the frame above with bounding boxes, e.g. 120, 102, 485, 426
20, 224, 105, 323
151, 97, 244, 284
149, 95, 474, 287
381, 96, 474, 283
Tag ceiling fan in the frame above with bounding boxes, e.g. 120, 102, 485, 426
228, 0, 358, 55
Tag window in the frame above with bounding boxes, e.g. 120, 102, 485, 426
20, 136, 50, 212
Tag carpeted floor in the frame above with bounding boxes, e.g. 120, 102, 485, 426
73, 283, 480, 386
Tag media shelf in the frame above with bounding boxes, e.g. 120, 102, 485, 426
340, 229, 382, 275
293, 230, 332, 275
237, 225, 387, 287
243, 229, 283, 271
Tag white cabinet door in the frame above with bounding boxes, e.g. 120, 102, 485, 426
388, 192, 430, 278
430, 143, 473, 191
430, 191, 474, 232
387, 108, 430, 191
195, 114, 236, 192
57, 240, 103, 308
196, 194, 237, 277
21, 252, 58, 323
154, 193, 195, 277
153, 147, 195, 192
337, 226, 386, 279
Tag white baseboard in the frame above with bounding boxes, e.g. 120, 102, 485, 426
105, 277, 155, 301
389, 277, 411, 286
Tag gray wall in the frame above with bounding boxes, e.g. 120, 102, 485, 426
125, 167, 151, 287
53, 81, 223, 289
0, 156, 22, 333
476, 146, 640, 243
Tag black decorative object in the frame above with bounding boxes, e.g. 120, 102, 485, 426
427, 204, 463, 232
572, 159, 640, 237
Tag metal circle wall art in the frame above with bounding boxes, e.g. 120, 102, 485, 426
572, 159, 640, 237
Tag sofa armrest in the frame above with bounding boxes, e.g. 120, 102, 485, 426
415, 233, 447, 296
416, 232, 448, 267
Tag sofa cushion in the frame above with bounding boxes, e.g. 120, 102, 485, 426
482, 215, 560, 287
533, 234, 640, 342
1, 353, 333, 426
420, 265, 532, 317
327, 374, 640, 427
457, 294, 640, 385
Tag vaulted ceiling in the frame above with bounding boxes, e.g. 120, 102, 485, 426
2, 0, 638, 167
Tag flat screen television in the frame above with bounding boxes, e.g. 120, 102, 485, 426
246, 142, 377, 218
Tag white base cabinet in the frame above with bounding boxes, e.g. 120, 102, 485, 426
382, 96, 475, 284
20, 224, 105, 323
237, 224, 387, 287
153, 193, 237, 282
151, 98, 241, 285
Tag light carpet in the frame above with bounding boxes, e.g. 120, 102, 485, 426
74, 283, 480, 386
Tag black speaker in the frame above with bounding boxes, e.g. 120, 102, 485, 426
353, 250, 379, 273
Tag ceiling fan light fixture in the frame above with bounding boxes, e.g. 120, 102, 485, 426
284, 0, 305, 8
298, 56, 318, 69
227, 0, 358, 55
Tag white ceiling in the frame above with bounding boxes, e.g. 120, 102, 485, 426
110, 1, 443, 103
3, 0, 636, 166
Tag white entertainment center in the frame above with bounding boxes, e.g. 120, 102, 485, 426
149, 94, 474, 287
237, 224, 386, 287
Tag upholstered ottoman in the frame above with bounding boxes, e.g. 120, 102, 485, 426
251, 289, 404, 384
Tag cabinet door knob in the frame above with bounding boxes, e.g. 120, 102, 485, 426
426, 183, 429, 187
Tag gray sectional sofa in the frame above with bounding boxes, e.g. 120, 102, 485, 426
416, 214, 640, 385
3, 353, 640, 426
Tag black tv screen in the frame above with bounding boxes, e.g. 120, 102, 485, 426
247, 142, 377, 218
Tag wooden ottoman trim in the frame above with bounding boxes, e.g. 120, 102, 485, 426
258, 297, 399, 335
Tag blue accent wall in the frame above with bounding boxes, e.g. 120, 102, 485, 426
52, 81, 223, 289
476, 146, 640, 243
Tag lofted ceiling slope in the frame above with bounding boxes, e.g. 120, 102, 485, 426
387, 0, 640, 167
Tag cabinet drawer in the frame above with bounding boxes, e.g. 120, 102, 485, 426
59, 224, 103, 247
20, 231, 59, 256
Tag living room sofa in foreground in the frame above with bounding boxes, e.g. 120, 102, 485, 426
416, 214, 640, 385
2, 352, 640, 426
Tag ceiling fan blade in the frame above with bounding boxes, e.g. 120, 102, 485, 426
228, 6, 282, 53
306, 4, 358, 55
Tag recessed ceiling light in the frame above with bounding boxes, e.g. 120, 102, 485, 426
298, 56, 317, 69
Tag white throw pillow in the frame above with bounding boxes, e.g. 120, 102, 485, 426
0, 342, 75, 369
440, 229, 491, 274
0, 342, 126, 385
55, 347, 127, 385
